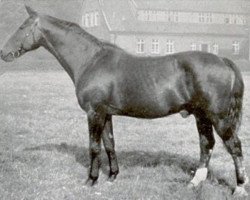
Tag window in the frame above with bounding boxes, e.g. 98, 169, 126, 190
143, 10, 150, 21
151, 10, 158, 21
82, 15, 85, 27
166, 11, 179, 22
83, 12, 99, 27
85, 13, 90, 27
206, 13, 212, 23
234, 17, 237, 24
165, 11, 170, 21
191, 43, 197, 51
166, 40, 174, 54
151, 39, 159, 54
224, 14, 246, 25
199, 13, 205, 23
137, 39, 145, 54
232, 41, 240, 55
242, 18, 247, 25
90, 13, 95, 27
141, 10, 160, 21
212, 43, 219, 55
173, 11, 179, 22
94, 12, 99, 26
224, 17, 230, 24
199, 12, 212, 23
230, 14, 237, 24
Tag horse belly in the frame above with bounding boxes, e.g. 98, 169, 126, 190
115, 87, 187, 118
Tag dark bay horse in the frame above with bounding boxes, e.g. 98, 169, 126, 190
0, 6, 248, 196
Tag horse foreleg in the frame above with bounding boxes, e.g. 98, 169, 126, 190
85, 111, 105, 186
189, 114, 215, 187
101, 115, 119, 181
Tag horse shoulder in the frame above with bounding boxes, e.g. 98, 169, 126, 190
75, 56, 119, 112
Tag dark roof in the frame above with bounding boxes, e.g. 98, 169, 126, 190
134, 0, 249, 14
98, 0, 249, 36
101, 0, 134, 31
122, 21, 248, 36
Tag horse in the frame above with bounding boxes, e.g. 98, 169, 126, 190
0, 6, 248, 196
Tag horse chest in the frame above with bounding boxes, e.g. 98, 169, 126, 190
76, 72, 115, 111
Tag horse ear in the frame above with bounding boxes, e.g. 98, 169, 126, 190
25, 5, 37, 17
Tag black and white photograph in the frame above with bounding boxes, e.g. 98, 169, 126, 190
0, 0, 250, 199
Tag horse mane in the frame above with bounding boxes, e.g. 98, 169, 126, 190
102, 41, 123, 51
43, 15, 124, 52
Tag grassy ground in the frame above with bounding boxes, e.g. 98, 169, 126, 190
0, 71, 250, 200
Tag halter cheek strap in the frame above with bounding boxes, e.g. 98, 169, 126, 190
11, 18, 39, 58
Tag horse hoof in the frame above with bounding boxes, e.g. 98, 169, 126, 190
180, 110, 190, 118
233, 186, 248, 197
108, 174, 117, 182
187, 182, 195, 189
85, 177, 98, 187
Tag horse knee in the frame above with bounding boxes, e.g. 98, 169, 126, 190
90, 142, 101, 156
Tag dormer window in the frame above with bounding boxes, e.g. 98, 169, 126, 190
82, 11, 100, 27
94, 12, 99, 26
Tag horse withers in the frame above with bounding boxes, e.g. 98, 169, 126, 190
1, 6, 248, 197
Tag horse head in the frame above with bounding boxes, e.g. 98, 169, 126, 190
0, 6, 42, 62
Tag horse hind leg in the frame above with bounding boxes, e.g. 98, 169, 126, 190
189, 112, 215, 187
214, 118, 249, 196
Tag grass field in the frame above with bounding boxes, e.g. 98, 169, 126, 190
0, 70, 250, 200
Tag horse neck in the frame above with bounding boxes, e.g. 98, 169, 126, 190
39, 19, 102, 84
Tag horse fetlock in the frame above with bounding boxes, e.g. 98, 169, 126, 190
189, 167, 208, 187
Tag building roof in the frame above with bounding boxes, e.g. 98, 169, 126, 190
101, 0, 135, 31
122, 21, 248, 36
98, 0, 249, 36
133, 0, 250, 14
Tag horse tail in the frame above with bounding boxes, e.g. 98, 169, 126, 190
222, 57, 244, 132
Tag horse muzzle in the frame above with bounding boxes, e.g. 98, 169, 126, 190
0, 48, 23, 62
